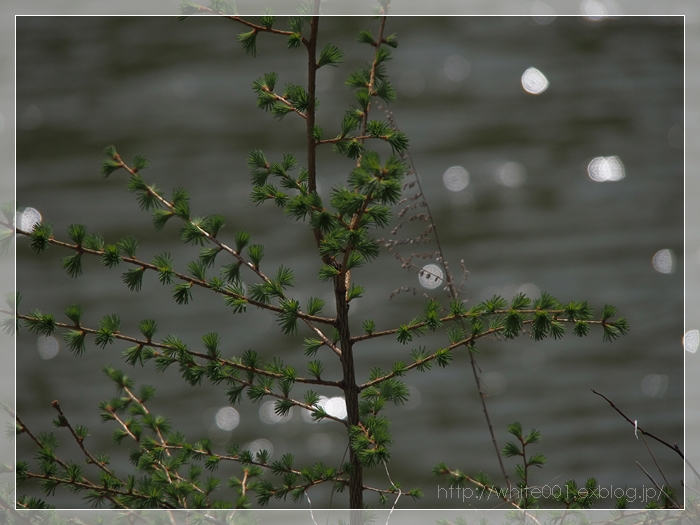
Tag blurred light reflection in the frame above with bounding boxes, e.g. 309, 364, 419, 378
684, 330, 699, 353
245, 438, 273, 458
419, 264, 443, 289
444, 55, 470, 82
652, 249, 675, 274
495, 161, 527, 187
581, 0, 608, 20
587, 156, 625, 182
302, 396, 347, 423
531, 1, 556, 24
641, 374, 668, 398
16, 207, 42, 232
442, 166, 469, 192
521, 67, 549, 94
37, 335, 59, 360
259, 400, 293, 424
323, 396, 347, 420
215, 406, 240, 431
518, 283, 541, 298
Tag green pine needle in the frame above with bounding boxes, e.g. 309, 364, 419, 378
61, 253, 83, 278
317, 43, 344, 68
237, 30, 258, 57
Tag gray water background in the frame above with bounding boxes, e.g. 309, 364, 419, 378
16, 16, 683, 508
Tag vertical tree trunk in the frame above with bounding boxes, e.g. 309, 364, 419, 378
334, 274, 363, 517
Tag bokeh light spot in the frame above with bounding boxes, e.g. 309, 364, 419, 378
517, 283, 541, 299
652, 249, 675, 274
444, 55, 470, 82
495, 161, 527, 188
641, 374, 668, 398
442, 166, 469, 192
215, 407, 240, 431
245, 438, 273, 458
587, 156, 625, 182
531, 1, 556, 24
259, 400, 293, 424
581, 0, 608, 20
17, 207, 42, 232
521, 67, 549, 94
37, 336, 59, 360
684, 330, 699, 353
419, 264, 443, 289
323, 397, 347, 420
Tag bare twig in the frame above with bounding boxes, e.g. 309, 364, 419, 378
591, 390, 685, 461
635, 461, 680, 509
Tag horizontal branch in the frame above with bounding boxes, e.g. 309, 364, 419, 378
352, 308, 574, 343
225, 16, 298, 39
15, 228, 335, 328
359, 326, 500, 390
317, 134, 385, 145
164, 442, 399, 500
16, 313, 340, 388
20, 472, 172, 508
359, 314, 609, 390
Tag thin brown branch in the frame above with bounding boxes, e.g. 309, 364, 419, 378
359, 326, 502, 390
21, 472, 172, 508
260, 87, 307, 119
15, 228, 336, 327
635, 461, 681, 509
638, 431, 673, 497
591, 390, 685, 461
15, 414, 70, 470
351, 308, 576, 343
17, 313, 340, 388
436, 467, 546, 523
359, 16, 388, 140
316, 134, 394, 145
50, 401, 118, 477
225, 16, 297, 38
